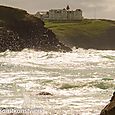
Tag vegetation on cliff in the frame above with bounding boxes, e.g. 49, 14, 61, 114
45, 19, 115, 50
0, 5, 71, 52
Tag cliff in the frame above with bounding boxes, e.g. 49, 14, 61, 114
45, 19, 115, 50
0, 5, 71, 52
100, 92, 115, 115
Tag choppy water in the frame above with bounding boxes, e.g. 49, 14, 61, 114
0, 48, 115, 115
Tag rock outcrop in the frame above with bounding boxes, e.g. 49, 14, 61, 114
38, 92, 53, 96
0, 5, 71, 52
100, 92, 115, 115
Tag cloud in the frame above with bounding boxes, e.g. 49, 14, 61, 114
69, 0, 115, 19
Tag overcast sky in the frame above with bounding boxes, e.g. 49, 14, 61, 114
0, 0, 115, 20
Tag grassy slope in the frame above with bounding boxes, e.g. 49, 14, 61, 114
45, 19, 115, 49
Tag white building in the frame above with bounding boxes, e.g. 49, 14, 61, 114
49, 8, 83, 21
35, 6, 83, 21
35, 11, 49, 20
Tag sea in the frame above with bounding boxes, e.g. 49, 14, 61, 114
0, 48, 115, 115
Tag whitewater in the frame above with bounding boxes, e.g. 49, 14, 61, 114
0, 48, 115, 115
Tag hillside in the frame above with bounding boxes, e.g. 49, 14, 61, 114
0, 5, 71, 52
45, 19, 115, 50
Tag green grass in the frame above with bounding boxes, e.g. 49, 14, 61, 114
45, 19, 115, 39
45, 19, 115, 49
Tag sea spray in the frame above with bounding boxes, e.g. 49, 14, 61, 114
0, 48, 115, 114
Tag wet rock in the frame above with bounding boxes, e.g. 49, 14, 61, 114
0, 5, 71, 52
38, 92, 53, 96
100, 92, 115, 115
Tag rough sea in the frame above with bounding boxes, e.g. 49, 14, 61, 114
0, 48, 115, 115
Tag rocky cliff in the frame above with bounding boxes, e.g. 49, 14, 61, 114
100, 92, 115, 115
0, 5, 71, 52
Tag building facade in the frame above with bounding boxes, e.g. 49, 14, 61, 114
35, 11, 49, 20
35, 6, 83, 21
49, 8, 83, 21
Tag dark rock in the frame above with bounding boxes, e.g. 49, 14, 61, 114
100, 92, 115, 115
38, 92, 53, 96
0, 5, 71, 52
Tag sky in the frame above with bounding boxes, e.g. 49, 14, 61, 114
0, 0, 115, 20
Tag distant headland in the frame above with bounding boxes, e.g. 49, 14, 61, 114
0, 5, 115, 51
45, 19, 115, 50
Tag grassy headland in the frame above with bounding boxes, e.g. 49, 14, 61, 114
45, 19, 115, 50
